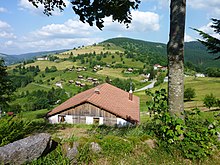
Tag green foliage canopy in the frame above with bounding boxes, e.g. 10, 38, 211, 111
28, 0, 141, 29
0, 59, 15, 107
184, 87, 196, 101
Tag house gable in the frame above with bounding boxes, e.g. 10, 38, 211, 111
47, 83, 140, 124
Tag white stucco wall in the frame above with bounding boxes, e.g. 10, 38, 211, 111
49, 115, 130, 126
48, 115, 59, 124
86, 116, 93, 124
65, 115, 73, 124
99, 117, 103, 125
117, 118, 128, 126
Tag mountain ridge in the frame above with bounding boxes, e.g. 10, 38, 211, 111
0, 49, 68, 65
1, 37, 219, 68
103, 37, 220, 68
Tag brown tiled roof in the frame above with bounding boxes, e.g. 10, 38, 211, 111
47, 83, 140, 123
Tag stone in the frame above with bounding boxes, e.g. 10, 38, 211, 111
90, 142, 102, 153
145, 139, 157, 149
66, 142, 79, 161
0, 133, 57, 165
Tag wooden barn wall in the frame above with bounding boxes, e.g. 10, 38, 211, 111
60, 103, 117, 125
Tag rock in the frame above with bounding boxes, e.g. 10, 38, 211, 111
90, 142, 101, 153
0, 133, 57, 165
145, 139, 157, 149
66, 142, 79, 161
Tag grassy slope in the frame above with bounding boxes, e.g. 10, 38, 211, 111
57, 45, 123, 59
104, 37, 220, 68
184, 77, 220, 110
17, 108, 220, 165
25, 61, 76, 70
135, 77, 220, 113
8, 40, 220, 114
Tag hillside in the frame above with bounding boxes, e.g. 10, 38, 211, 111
2, 38, 220, 68
0, 49, 68, 65
2, 38, 220, 165
103, 37, 220, 69
0, 53, 19, 65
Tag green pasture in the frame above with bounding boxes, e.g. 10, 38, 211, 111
19, 109, 49, 121
25, 61, 75, 71
100, 53, 144, 69
57, 45, 123, 59
135, 77, 220, 113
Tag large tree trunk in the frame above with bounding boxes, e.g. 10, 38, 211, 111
167, 0, 186, 118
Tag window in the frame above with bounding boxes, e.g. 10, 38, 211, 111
58, 115, 66, 123
93, 118, 99, 124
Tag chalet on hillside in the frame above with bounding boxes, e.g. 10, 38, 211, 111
47, 83, 140, 126
195, 73, 205, 77
153, 64, 167, 71
36, 57, 48, 61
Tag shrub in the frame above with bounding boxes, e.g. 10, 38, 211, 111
181, 108, 219, 160
184, 87, 196, 101
204, 93, 217, 109
146, 89, 185, 144
146, 89, 220, 160
0, 117, 32, 146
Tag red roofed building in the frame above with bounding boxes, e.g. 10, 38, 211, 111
47, 83, 140, 126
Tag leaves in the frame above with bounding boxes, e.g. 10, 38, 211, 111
28, 0, 141, 29
192, 18, 220, 59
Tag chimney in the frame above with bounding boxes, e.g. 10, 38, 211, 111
94, 88, 100, 94
129, 90, 133, 101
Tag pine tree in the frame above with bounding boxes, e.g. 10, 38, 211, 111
193, 18, 220, 60
0, 59, 15, 108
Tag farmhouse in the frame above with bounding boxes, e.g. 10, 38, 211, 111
153, 64, 163, 70
195, 73, 205, 77
47, 83, 140, 126
36, 57, 48, 61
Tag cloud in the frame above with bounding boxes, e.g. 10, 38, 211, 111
2, 37, 103, 54
141, 0, 170, 10
103, 10, 160, 32
188, 0, 220, 17
18, 0, 70, 16
0, 20, 11, 29
0, 32, 16, 39
0, 7, 7, 13
185, 34, 195, 42
0, 20, 16, 39
1, 18, 102, 54
31, 19, 97, 39
17, 38, 102, 51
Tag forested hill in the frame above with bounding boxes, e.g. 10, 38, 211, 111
0, 53, 19, 65
103, 37, 220, 69
0, 49, 68, 65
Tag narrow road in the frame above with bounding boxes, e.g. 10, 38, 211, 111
134, 80, 156, 92
32, 83, 51, 89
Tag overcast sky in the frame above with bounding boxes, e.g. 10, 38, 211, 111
0, 0, 220, 55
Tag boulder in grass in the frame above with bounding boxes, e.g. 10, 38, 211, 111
0, 133, 57, 165
90, 142, 102, 153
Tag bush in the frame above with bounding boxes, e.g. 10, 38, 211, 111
184, 87, 196, 101
0, 117, 32, 146
203, 93, 217, 109
181, 108, 219, 160
146, 89, 220, 160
